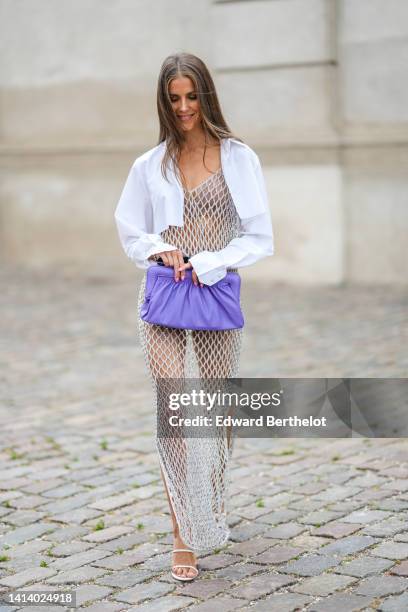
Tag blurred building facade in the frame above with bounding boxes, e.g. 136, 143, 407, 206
1, 0, 407, 284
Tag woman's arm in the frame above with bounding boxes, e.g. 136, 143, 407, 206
114, 159, 178, 268
188, 154, 274, 286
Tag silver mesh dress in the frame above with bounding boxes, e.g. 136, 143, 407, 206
137, 166, 243, 553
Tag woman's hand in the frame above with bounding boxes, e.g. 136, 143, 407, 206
156, 250, 204, 287
178, 261, 204, 288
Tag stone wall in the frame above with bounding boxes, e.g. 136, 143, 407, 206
1, 0, 407, 284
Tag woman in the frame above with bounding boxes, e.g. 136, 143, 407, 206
114, 53, 274, 581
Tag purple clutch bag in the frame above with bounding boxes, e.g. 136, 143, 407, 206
140, 265, 244, 331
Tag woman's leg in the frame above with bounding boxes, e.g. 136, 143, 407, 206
192, 328, 241, 439
191, 329, 242, 525
143, 323, 197, 578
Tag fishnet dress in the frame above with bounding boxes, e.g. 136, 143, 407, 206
137, 167, 243, 552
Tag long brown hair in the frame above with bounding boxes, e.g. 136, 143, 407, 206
156, 52, 243, 184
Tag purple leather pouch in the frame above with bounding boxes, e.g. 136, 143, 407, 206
140, 265, 244, 330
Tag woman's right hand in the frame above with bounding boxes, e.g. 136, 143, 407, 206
156, 250, 203, 287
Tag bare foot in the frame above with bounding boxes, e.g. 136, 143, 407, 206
172, 532, 197, 579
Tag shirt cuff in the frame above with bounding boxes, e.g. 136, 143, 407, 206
143, 237, 179, 267
188, 251, 227, 286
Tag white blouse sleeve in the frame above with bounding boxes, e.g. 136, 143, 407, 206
189, 154, 274, 286
114, 159, 178, 268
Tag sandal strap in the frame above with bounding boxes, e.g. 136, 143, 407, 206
172, 548, 195, 554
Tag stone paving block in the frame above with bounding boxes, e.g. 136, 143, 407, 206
128, 514, 171, 533
355, 575, 408, 597
298, 511, 342, 526
380, 591, 408, 612
49, 548, 112, 571
316, 535, 378, 557
371, 542, 408, 560
313, 486, 362, 503
52, 508, 102, 524
253, 546, 303, 565
96, 568, 156, 588
89, 487, 161, 512
39, 492, 95, 515
97, 532, 147, 551
229, 523, 266, 542
185, 595, 246, 612
293, 572, 357, 596
213, 562, 265, 581
128, 595, 197, 611
262, 522, 306, 539
114, 581, 175, 605
113, 543, 166, 566
46, 565, 108, 584
77, 603, 126, 612
311, 521, 363, 539
295, 482, 327, 495
142, 552, 175, 572
82, 525, 133, 543
341, 509, 392, 524
0, 553, 51, 574
0, 566, 56, 588
248, 592, 313, 611
378, 498, 408, 512
9, 495, 48, 510
74, 584, 113, 607
290, 499, 327, 512
381, 468, 408, 479
174, 578, 232, 599
0, 604, 16, 612
352, 490, 390, 503
235, 505, 278, 521
290, 534, 329, 550
383, 479, 408, 492
198, 554, 241, 570
0, 541, 50, 558
335, 555, 394, 577
395, 533, 408, 543
92, 551, 157, 571
1, 523, 55, 547
228, 573, 296, 599
225, 539, 273, 557
390, 560, 408, 576
362, 518, 408, 538
3, 509, 47, 528
49, 541, 91, 557
0, 508, 12, 520
43, 525, 88, 542
307, 593, 375, 611
42, 483, 86, 499
256, 510, 301, 525
0, 467, 34, 481
281, 554, 341, 576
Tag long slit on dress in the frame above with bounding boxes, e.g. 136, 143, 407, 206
137, 167, 243, 553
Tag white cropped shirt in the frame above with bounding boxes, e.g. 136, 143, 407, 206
114, 137, 274, 286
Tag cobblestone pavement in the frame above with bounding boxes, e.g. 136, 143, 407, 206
0, 266, 407, 611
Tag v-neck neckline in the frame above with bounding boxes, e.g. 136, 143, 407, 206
184, 167, 222, 194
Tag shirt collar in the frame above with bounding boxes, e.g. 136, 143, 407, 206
221, 137, 231, 159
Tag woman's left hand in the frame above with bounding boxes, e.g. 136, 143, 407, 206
178, 261, 204, 288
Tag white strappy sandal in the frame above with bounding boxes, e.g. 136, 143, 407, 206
171, 548, 199, 582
